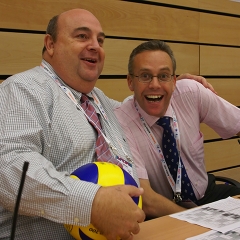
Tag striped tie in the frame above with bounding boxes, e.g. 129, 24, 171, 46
80, 94, 121, 167
157, 116, 197, 203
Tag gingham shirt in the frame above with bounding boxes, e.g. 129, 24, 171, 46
115, 79, 240, 201
0, 61, 137, 240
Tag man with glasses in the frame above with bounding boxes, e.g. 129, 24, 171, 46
0, 8, 216, 239
114, 40, 240, 219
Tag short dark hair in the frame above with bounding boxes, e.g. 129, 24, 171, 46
128, 40, 176, 75
42, 15, 59, 55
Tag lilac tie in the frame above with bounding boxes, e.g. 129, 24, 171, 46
157, 116, 197, 203
80, 94, 121, 167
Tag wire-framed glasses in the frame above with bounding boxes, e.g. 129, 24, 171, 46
133, 73, 174, 83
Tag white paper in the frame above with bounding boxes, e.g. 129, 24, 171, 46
170, 197, 240, 233
186, 227, 240, 240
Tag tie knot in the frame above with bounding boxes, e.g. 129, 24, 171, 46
156, 116, 171, 128
81, 94, 89, 103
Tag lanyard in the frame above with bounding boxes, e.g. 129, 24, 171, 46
134, 100, 182, 201
40, 61, 133, 175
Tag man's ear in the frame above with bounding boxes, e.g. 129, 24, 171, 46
44, 34, 54, 56
127, 74, 134, 92
172, 75, 177, 91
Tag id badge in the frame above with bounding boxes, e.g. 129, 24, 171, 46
173, 192, 182, 203
116, 156, 133, 177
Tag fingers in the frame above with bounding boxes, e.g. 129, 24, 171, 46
199, 77, 217, 94
127, 185, 144, 198
124, 232, 134, 240
120, 185, 145, 224
177, 73, 218, 95
207, 82, 217, 94
137, 207, 146, 223
131, 221, 141, 235
91, 185, 145, 240
120, 223, 139, 240
176, 73, 188, 80
108, 223, 139, 240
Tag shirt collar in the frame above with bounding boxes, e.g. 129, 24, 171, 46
42, 59, 93, 102
134, 98, 173, 127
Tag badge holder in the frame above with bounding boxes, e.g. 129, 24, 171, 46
173, 192, 182, 203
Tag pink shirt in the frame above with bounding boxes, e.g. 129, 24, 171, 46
114, 79, 240, 200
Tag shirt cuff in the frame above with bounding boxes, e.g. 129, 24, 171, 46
65, 178, 101, 226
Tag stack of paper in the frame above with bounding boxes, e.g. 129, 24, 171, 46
170, 197, 240, 239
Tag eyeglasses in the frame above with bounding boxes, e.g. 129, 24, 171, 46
132, 73, 174, 83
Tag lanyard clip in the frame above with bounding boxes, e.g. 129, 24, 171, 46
173, 192, 182, 203
108, 143, 118, 155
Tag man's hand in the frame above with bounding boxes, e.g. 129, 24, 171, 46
91, 185, 145, 240
177, 73, 217, 94
140, 179, 185, 219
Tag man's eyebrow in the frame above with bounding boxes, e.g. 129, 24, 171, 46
73, 27, 105, 38
139, 68, 150, 72
138, 67, 171, 72
159, 67, 171, 72
73, 27, 90, 33
98, 32, 106, 39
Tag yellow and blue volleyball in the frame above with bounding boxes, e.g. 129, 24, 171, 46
64, 162, 142, 240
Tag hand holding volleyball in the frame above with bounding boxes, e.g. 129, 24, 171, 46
64, 162, 144, 240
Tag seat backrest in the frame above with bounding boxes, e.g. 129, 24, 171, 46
215, 175, 240, 188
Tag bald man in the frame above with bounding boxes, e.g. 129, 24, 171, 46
0, 9, 144, 240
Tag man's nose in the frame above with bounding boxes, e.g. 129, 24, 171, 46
88, 38, 101, 51
148, 76, 161, 88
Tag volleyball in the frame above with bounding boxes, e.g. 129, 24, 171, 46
64, 162, 142, 240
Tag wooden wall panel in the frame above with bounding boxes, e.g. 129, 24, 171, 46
104, 39, 200, 75
0, 0, 200, 42
199, 13, 240, 45
199, 121, 239, 142
144, 0, 199, 8
199, 0, 240, 15
0, 0, 118, 31
0, 32, 199, 76
0, 32, 43, 75
214, 167, 240, 182
201, 124, 240, 141
145, 0, 240, 15
200, 124, 220, 140
200, 46, 240, 75
168, 43, 199, 75
103, 39, 144, 75
207, 79, 240, 106
96, 2, 200, 42
96, 79, 131, 102
204, 139, 240, 172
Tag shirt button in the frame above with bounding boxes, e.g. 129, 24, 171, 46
40, 209, 45, 215
74, 217, 80, 223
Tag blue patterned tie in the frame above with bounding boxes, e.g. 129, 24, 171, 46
81, 94, 122, 167
157, 116, 197, 203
